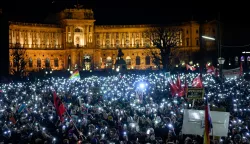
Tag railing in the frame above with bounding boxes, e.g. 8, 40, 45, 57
96, 25, 152, 29
9, 22, 60, 28
9, 43, 64, 49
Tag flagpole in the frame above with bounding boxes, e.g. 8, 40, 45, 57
52, 91, 84, 140
64, 103, 84, 140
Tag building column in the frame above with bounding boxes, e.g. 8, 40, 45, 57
141, 32, 144, 47
131, 33, 134, 47
112, 33, 115, 47
103, 33, 106, 47
91, 25, 94, 43
84, 26, 87, 46
86, 25, 89, 44
66, 26, 68, 42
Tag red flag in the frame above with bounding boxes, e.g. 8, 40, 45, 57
186, 64, 196, 71
176, 75, 181, 90
53, 92, 66, 121
177, 88, 185, 97
169, 81, 179, 96
170, 78, 185, 97
192, 75, 203, 88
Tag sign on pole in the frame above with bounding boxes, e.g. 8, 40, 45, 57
187, 88, 204, 99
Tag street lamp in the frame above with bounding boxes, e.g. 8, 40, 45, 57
202, 36, 215, 41
199, 35, 216, 73
218, 57, 225, 79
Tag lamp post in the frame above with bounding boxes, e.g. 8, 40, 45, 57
218, 57, 225, 79
200, 35, 215, 73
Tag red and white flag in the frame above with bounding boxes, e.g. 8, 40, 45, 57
169, 75, 187, 97
192, 74, 203, 88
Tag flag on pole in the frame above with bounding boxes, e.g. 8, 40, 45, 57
53, 92, 66, 121
204, 94, 213, 144
69, 70, 80, 80
192, 75, 203, 88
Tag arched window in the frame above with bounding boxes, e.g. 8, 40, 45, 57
45, 58, 50, 68
29, 58, 33, 67
126, 56, 131, 65
54, 58, 59, 67
37, 58, 41, 67
145, 56, 150, 65
136, 56, 140, 65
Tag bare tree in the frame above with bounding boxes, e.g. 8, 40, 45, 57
10, 45, 27, 78
146, 26, 182, 71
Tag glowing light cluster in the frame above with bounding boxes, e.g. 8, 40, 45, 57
0, 73, 248, 143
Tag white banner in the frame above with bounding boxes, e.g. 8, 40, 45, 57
223, 67, 240, 78
182, 109, 229, 136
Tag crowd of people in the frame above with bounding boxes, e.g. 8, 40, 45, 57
0, 72, 249, 144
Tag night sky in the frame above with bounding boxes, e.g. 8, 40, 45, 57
2, 0, 250, 46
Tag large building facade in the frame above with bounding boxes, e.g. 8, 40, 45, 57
9, 7, 219, 72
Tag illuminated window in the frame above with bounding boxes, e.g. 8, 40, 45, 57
106, 56, 112, 68
126, 56, 131, 65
